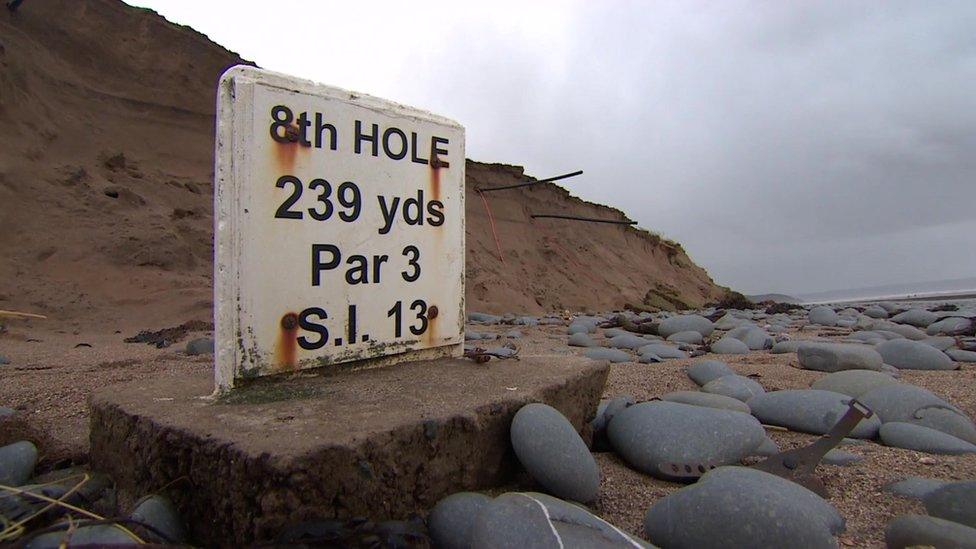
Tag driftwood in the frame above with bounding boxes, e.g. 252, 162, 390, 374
0, 309, 47, 320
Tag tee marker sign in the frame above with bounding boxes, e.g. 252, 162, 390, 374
214, 66, 464, 392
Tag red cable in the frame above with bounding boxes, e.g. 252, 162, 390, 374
477, 189, 506, 264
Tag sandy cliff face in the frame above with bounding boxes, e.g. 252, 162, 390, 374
0, 0, 723, 331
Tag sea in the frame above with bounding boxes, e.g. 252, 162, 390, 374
795, 276, 976, 306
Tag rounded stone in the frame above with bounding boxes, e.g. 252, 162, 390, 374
510, 403, 600, 503
890, 308, 938, 328
710, 337, 750, 355
637, 343, 688, 360
666, 330, 703, 344
644, 466, 844, 549
925, 316, 973, 336
924, 481, 976, 528
921, 336, 957, 351
185, 337, 215, 356
822, 449, 863, 466
583, 347, 632, 363
660, 391, 751, 414
701, 375, 765, 402
130, 495, 186, 543
883, 477, 949, 500
808, 306, 839, 327
658, 314, 714, 338
877, 339, 956, 370
884, 514, 976, 549
948, 349, 976, 363
428, 492, 492, 549
607, 401, 765, 480
748, 389, 881, 438
25, 523, 140, 547
608, 334, 653, 350
859, 383, 963, 424
771, 340, 803, 354
810, 369, 899, 397
567, 332, 597, 347
863, 306, 888, 319
0, 441, 38, 487
687, 360, 734, 386
879, 423, 976, 455
912, 407, 976, 444
470, 492, 648, 549
796, 342, 883, 372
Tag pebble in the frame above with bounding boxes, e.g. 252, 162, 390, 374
890, 308, 938, 328
879, 423, 976, 455
821, 449, 863, 466
666, 330, 703, 344
468, 312, 503, 324
130, 495, 186, 543
796, 341, 883, 372
637, 343, 687, 360
503, 330, 522, 339
810, 369, 899, 397
863, 306, 889, 319
701, 375, 765, 402
0, 406, 15, 418
567, 321, 597, 335
748, 389, 881, 438
0, 355, 9, 365
644, 466, 844, 549
770, 340, 803, 354
660, 390, 751, 414
185, 337, 215, 356
25, 523, 140, 548
0, 441, 38, 487
912, 407, 976, 444
883, 477, 949, 500
884, 514, 976, 549
858, 383, 961, 424
583, 347, 632, 363
608, 334, 653, 350
658, 314, 714, 338
877, 339, 956, 370
607, 401, 765, 480
509, 403, 600, 503
470, 492, 647, 549
872, 321, 929, 340
428, 492, 492, 549
921, 336, 957, 350
709, 337, 750, 355
752, 437, 780, 457
808, 306, 839, 327
948, 349, 976, 363
924, 481, 976, 528
687, 360, 734, 386
567, 332, 597, 347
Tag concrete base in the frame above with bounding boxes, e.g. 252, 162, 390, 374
89, 355, 608, 545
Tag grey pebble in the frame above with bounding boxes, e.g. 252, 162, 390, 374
659, 390, 751, 414
883, 477, 949, 500
0, 441, 38, 487
130, 495, 186, 543
583, 347, 632, 363
709, 337, 750, 355
687, 360, 734, 386
877, 339, 956, 371
879, 423, 976, 455
884, 514, 976, 549
428, 492, 492, 549
185, 337, 214, 356
748, 389, 881, 438
701, 375, 765, 402
924, 481, 976, 528
810, 369, 899, 398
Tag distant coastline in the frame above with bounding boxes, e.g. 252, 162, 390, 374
793, 276, 976, 306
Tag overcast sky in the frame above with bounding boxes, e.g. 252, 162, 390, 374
126, 1, 976, 296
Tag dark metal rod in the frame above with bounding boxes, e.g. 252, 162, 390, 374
476, 170, 583, 193
530, 214, 637, 225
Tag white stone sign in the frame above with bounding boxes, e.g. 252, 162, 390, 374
214, 66, 464, 391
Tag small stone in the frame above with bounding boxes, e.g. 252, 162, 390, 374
666, 330, 703, 344
884, 514, 976, 549
510, 403, 600, 503
25, 523, 140, 547
771, 340, 803, 354
130, 495, 186, 543
922, 336, 958, 351
644, 466, 844, 549
701, 375, 765, 402
687, 360, 734, 386
0, 441, 38, 487
821, 449, 863, 466
608, 334, 653, 350
470, 492, 646, 549
796, 342, 883, 372
924, 481, 976, 528
748, 390, 881, 438
638, 343, 688, 359
877, 339, 956, 370
660, 391, 751, 414
751, 437, 779, 457
0, 355, 9, 365
185, 337, 215, 356
890, 308, 938, 328
608, 402, 765, 480
468, 312, 503, 324
949, 349, 976, 363
863, 306, 888, 319
428, 492, 492, 549
504, 330, 522, 339
808, 306, 839, 327
567, 332, 597, 347
883, 477, 949, 500
879, 423, 976, 455
658, 314, 714, 338
710, 337, 750, 355
583, 347, 632, 363
858, 383, 962, 424
810, 369, 899, 397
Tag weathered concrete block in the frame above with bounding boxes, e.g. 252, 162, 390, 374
89, 356, 608, 545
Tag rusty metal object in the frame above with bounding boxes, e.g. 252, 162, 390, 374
530, 214, 637, 225
656, 399, 873, 494
751, 398, 873, 497
475, 170, 583, 193
463, 347, 518, 363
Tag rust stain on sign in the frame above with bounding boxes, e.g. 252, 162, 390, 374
273, 123, 304, 171
425, 304, 439, 346
429, 151, 442, 201
275, 311, 299, 370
